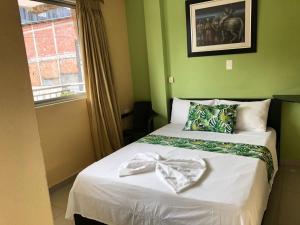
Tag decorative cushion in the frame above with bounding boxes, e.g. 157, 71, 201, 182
171, 98, 215, 124
183, 102, 238, 133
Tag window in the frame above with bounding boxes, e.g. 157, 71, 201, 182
18, 0, 85, 103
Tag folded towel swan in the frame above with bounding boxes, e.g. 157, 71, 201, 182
118, 152, 207, 193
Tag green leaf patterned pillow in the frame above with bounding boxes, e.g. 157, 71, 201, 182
183, 103, 238, 134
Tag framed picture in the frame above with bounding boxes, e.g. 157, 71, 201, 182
186, 0, 257, 57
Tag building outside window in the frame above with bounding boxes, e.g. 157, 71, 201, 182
18, 0, 85, 103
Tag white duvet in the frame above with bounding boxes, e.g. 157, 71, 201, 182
66, 124, 278, 225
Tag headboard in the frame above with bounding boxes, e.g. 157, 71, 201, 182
169, 98, 282, 161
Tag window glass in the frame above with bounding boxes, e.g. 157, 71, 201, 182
18, 0, 85, 103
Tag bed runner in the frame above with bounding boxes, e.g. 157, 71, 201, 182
137, 134, 274, 181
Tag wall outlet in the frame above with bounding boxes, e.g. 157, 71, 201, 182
226, 60, 233, 70
169, 76, 175, 83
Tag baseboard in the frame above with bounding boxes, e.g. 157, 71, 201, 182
280, 159, 300, 167
49, 171, 79, 193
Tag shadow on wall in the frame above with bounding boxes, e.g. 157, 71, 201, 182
281, 102, 300, 161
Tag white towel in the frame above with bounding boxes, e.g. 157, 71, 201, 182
118, 152, 206, 193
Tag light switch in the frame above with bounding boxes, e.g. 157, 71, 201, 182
169, 76, 175, 83
226, 60, 233, 70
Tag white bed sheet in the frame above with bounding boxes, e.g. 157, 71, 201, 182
66, 124, 278, 225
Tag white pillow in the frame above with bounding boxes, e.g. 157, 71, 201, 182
215, 99, 271, 132
171, 98, 215, 124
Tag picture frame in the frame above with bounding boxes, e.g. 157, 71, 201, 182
186, 0, 257, 57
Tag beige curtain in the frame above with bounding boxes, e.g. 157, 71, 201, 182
76, 0, 123, 159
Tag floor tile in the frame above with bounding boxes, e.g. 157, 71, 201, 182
54, 214, 75, 225
282, 166, 300, 194
278, 191, 300, 225
52, 205, 65, 219
50, 182, 73, 209
50, 181, 74, 225
262, 169, 283, 225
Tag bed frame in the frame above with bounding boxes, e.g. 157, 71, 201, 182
74, 98, 282, 225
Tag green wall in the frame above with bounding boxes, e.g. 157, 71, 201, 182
164, 0, 300, 98
281, 103, 300, 161
143, 0, 169, 126
125, 0, 151, 101
125, 0, 300, 161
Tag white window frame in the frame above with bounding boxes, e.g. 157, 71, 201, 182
19, 0, 87, 106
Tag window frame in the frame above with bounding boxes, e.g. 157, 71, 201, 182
36, 0, 76, 9
19, 0, 87, 106
34, 92, 86, 107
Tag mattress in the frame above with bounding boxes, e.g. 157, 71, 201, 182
66, 123, 278, 225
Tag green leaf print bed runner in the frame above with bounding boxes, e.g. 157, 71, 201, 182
137, 134, 274, 181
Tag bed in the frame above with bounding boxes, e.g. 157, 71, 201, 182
66, 98, 282, 225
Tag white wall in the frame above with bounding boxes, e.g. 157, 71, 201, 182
36, 99, 95, 187
0, 0, 53, 224
34, 0, 135, 187
102, 0, 134, 113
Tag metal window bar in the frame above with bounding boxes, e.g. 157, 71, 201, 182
19, 6, 72, 25
32, 82, 85, 101
31, 0, 76, 8
30, 0, 104, 9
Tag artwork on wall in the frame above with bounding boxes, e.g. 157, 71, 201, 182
186, 0, 257, 57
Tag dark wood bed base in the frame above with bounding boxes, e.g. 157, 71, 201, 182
74, 214, 105, 225
74, 98, 282, 225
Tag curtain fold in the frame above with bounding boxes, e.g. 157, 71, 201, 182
76, 0, 123, 159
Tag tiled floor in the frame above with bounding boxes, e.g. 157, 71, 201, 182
50, 165, 300, 225
262, 165, 300, 225
50, 181, 74, 225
